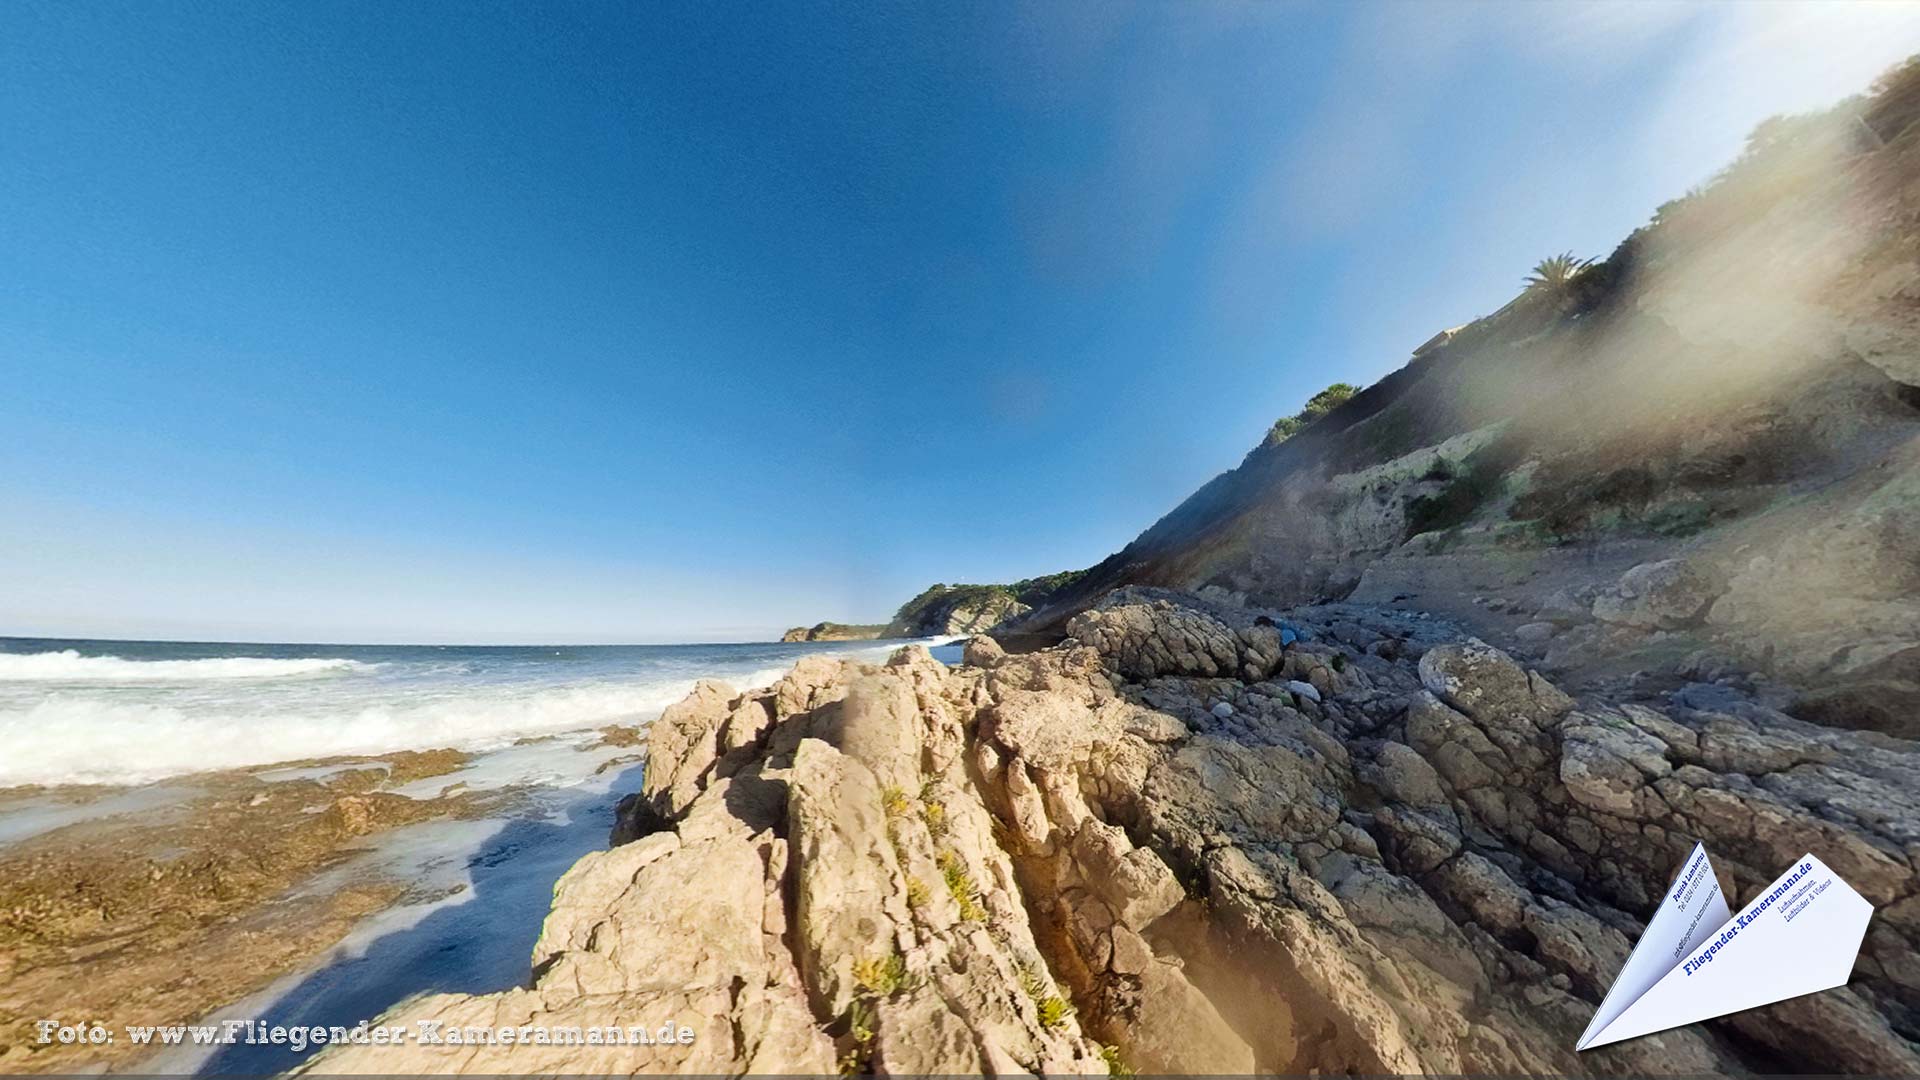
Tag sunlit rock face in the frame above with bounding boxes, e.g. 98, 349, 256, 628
307, 591, 1920, 1076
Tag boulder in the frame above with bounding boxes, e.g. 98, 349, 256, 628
962, 634, 1007, 668
1514, 621, 1559, 646
1591, 559, 1722, 630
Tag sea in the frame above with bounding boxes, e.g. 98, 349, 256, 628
0, 633, 955, 1074
0, 635, 958, 789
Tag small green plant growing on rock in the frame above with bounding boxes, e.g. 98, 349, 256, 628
904, 875, 931, 911
840, 951, 919, 1074
1036, 994, 1074, 1030
920, 799, 948, 838
938, 849, 987, 923
1017, 961, 1046, 999
880, 784, 912, 819
1096, 1041, 1134, 1076
852, 952, 909, 997
1331, 652, 1347, 673
836, 997, 876, 1076
1018, 961, 1075, 1030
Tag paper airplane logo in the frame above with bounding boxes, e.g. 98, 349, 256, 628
1577, 842, 1874, 1050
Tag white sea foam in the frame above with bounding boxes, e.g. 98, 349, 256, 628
0, 640, 925, 789
0, 681, 691, 788
0, 650, 371, 682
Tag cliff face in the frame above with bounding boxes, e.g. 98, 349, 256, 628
1016, 80, 1920, 740
305, 594, 1920, 1075
884, 585, 1031, 639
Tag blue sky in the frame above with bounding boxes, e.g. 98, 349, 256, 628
5, 1, 1919, 643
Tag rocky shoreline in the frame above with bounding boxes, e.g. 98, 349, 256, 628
301, 591, 1920, 1075
0, 728, 659, 1075
0, 750, 484, 1072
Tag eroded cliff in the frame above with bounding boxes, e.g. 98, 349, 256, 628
1013, 66, 1920, 741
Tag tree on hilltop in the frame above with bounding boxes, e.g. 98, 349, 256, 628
1266, 382, 1359, 446
1523, 252, 1593, 297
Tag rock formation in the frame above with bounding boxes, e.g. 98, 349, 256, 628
884, 584, 1031, 639
1009, 67, 1920, 743
781, 623, 887, 643
305, 592, 1920, 1075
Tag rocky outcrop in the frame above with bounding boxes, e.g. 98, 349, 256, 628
780, 622, 887, 643
308, 592, 1920, 1075
885, 585, 1031, 639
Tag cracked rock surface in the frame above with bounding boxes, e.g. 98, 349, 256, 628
307, 592, 1919, 1075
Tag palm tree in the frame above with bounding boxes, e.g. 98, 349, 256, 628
1523, 252, 1593, 296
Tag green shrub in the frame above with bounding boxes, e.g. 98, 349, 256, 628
920, 799, 948, 838
1403, 439, 1524, 540
837, 997, 876, 1076
1266, 382, 1359, 446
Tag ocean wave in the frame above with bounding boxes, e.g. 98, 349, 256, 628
0, 679, 700, 788
0, 650, 373, 682
0, 647, 922, 788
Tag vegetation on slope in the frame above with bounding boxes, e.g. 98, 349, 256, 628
1014, 52, 1920, 633
781, 622, 889, 643
886, 570, 1091, 636
1264, 382, 1359, 446
1521, 252, 1593, 298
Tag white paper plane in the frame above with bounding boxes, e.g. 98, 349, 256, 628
1577, 843, 1874, 1050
